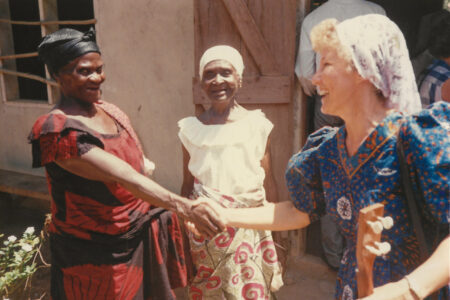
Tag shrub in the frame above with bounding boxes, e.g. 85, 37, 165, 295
0, 227, 41, 299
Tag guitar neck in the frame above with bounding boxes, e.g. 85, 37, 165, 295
356, 203, 385, 298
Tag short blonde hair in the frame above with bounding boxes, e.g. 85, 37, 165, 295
310, 19, 354, 72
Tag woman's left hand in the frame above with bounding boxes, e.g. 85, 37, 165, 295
358, 278, 416, 300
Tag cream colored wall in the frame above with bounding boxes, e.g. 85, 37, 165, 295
94, 0, 195, 192
0, 102, 50, 176
0, 1, 195, 193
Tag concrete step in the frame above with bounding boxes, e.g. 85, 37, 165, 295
0, 169, 50, 201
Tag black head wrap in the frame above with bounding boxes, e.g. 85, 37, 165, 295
37, 27, 101, 76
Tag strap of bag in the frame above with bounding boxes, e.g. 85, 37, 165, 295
396, 137, 430, 262
397, 132, 444, 300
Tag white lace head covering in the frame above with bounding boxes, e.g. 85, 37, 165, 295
336, 14, 421, 114
199, 45, 244, 80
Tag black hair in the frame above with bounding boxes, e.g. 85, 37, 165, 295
428, 10, 450, 59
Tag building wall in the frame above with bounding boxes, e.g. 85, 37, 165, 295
94, 0, 195, 192
0, 102, 48, 176
0, 0, 196, 193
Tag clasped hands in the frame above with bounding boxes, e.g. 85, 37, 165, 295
182, 197, 227, 239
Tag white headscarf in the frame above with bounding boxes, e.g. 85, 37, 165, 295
336, 14, 421, 114
199, 45, 244, 80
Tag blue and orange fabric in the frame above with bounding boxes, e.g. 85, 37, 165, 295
286, 102, 449, 300
28, 101, 188, 300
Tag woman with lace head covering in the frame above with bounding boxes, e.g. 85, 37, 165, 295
178, 45, 283, 299
29, 28, 225, 299
203, 15, 449, 300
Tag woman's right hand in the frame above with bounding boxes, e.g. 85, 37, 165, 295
185, 198, 228, 238
184, 197, 227, 239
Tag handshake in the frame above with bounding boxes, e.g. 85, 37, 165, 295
180, 198, 227, 239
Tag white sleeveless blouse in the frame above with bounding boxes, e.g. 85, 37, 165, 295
178, 110, 273, 195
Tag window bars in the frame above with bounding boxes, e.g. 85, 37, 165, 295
0, 14, 96, 103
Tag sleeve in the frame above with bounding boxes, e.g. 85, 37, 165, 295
285, 127, 337, 222
399, 101, 450, 224
28, 114, 104, 168
177, 117, 193, 155
295, 18, 315, 78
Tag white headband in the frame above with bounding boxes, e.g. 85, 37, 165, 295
199, 45, 244, 80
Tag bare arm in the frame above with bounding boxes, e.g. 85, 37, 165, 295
360, 235, 450, 300
406, 235, 450, 297
221, 135, 310, 231
261, 137, 278, 204
180, 132, 309, 232
55, 146, 225, 238
181, 145, 194, 198
225, 201, 310, 231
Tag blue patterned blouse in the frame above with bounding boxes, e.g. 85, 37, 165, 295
286, 102, 449, 300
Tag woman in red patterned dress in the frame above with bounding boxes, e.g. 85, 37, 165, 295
29, 28, 225, 300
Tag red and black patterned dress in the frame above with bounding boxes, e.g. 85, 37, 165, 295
28, 101, 188, 300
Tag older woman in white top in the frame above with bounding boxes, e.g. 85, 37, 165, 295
178, 45, 283, 300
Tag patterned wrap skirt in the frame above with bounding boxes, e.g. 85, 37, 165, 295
188, 181, 283, 300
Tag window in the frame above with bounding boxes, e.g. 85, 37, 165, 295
0, 0, 95, 104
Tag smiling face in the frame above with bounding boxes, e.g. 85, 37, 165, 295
55, 52, 105, 104
201, 60, 240, 103
311, 48, 361, 117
